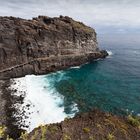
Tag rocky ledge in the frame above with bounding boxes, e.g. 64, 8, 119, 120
0, 15, 108, 80
22, 110, 140, 140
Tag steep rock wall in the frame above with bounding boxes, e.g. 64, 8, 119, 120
0, 16, 108, 79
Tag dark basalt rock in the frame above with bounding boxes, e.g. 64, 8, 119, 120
100, 50, 109, 58
0, 15, 108, 79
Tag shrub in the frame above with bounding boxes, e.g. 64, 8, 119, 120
0, 125, 6, 138
89, 136, 95, 140
63, 134, 71, 140
127, 115, 140, 127
40, 125, 47, 140
83, 127, 90, 133
20, 131, 28, 140
107, 133, 115, 140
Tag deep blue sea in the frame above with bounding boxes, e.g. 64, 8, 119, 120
44, 33, 140, 116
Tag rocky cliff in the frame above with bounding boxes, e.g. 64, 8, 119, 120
0, 16, 108, 80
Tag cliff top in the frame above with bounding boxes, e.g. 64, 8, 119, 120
0, 15, 94, 34
25, 110, 140, 140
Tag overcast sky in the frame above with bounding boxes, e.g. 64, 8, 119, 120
0, 0, 139, 33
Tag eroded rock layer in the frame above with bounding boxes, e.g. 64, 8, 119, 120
0, 16, 108, 79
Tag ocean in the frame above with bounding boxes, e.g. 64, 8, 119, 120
45, 33, 140, 116
1, 0, 140, 132
11, 32, 140, 131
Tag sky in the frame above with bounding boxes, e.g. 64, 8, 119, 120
0, 0, 140, 33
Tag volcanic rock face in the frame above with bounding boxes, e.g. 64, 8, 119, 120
0, 16, 108, 79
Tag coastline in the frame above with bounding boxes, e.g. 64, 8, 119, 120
0, 80, 7, 126
0, 80, 25, 139
26, 109, 140, 140
0, 62, 140, 139
0, 52, 110, 138
8, 74, 79, 132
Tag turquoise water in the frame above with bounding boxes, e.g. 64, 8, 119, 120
44, 34, 140, 116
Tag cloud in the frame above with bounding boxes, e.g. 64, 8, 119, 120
0, 0, 140, 28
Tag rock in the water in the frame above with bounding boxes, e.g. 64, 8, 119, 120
0, 16, 108, 79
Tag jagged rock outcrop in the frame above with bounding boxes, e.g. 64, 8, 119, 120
0, 16, 108, 79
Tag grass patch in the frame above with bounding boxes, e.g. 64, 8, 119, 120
89, 136, 95, 140
40, 125, 47, 140
127, 115, 140, 127
20, 131, 29, 140
63, 134, 71, 140
49, 125, 58, 133
72, 21, 93, 33
107, 133, 115, 140
0, 125, 6, 138
83, 127, 90, 133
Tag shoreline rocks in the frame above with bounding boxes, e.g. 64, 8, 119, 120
0, 80, 24, 139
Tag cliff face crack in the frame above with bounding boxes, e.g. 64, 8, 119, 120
0, 16, 108, 80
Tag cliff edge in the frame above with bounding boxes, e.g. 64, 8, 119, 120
23, 110, 140, 140
0, 16, 108, 79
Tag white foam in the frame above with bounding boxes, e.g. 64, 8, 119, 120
70, 62, 90, 69
107, 50, 113, 56
10, 73, 78, 132
70, 66, 81, 69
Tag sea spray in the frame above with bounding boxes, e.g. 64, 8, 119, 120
106, 50, 113, 58
107, 50, 113, 56
70, 66, 81, 69
69, 62, 89, 70
10, 72, 78, 132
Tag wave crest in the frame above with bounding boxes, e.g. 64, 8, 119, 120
107, 50, 113, 56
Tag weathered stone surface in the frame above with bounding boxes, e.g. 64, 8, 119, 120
0, 16, 108, 79
26, 110, 140, 140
